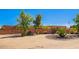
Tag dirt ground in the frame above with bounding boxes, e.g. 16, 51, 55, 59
0, 34, 79, 49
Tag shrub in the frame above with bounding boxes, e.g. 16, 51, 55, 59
65, 29, 70, 34
57, 28, 67, 38
35, 28, 43, 34
51, 28, 57, 34
42, 26, 51, 34
26, 29, 35, 35
70, 28, 77, 34
27, 31, 34, 35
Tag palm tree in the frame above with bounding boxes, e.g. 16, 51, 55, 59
17, 10, 33, 36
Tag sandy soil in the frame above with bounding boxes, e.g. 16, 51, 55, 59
0, 34, 79, 49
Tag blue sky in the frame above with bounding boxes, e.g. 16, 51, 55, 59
0, 9, 79, 27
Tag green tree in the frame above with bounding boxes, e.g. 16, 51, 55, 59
33, 14, 42, 29
74, 14, 79, 33
17, 10, 33, 36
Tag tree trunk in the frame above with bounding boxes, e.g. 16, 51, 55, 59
21, 30, 26, 37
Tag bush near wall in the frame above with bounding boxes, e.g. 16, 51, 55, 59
69, 28, 77, 34
0, 26, 67, 34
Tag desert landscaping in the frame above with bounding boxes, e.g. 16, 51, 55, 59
0, 10, 79, 49
0, 34, 79, 49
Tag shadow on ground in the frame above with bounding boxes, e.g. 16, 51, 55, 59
0, 34, 22, 39
0, 34, 35, 39
45, 34, 79, 41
